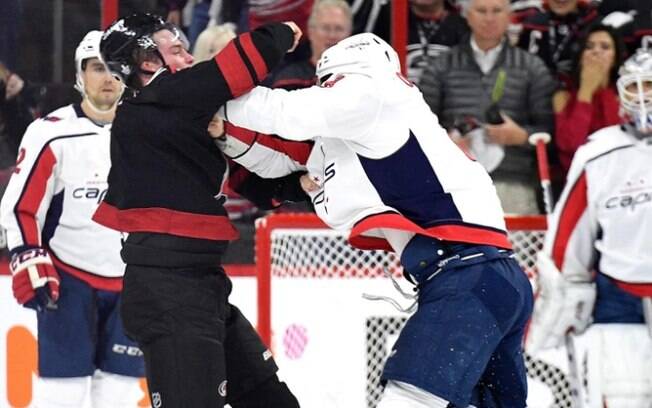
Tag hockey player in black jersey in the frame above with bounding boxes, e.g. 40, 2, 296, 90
93, 13, 304, 408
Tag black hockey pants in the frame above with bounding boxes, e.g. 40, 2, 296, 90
120, 264, 299, 407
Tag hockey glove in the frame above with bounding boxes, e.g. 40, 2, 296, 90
10, 246, 60, 311
525, 252, 596, 353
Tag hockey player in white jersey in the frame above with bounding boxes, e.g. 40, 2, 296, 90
219, 33, 534, 407
527, 47, 652, 407
0, 31, 144, 407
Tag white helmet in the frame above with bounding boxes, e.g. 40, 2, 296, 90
74, 30, 104, 96
617, 46, 652, 135
315, 33, 400, 84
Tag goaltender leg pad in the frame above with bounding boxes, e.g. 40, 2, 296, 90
573, 324, 652, 408
37, 270, 96, 377
94, 289, 145, 377
382, 254, 533, 407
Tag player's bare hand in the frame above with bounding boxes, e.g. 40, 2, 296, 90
283, 22, 302, 53
300, 174, 320, 193
207, 113, 225, 139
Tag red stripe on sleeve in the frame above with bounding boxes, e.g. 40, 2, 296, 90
15, 147, 57, 245
255, 134, 312, 165
552, 172, 588, 269
238, 33, 268, 82
225, 122, 257, 145
215, 42, 254, 97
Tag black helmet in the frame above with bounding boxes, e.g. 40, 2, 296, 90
100, 13, 170, 86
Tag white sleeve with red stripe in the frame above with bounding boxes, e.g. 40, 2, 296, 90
221, 76, 381, 143
543, 149, 598, 283
0, 120, 60, 251
221, 123, 310, 178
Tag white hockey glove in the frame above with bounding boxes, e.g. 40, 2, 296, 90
10, 246, 60, 311
525, 252, 596, 354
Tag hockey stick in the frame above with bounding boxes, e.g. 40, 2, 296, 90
528, 132, 584, 408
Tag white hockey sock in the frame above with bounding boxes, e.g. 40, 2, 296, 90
90, 370, 142, 408
34, 376, 90, 408
376, 380, 450, 408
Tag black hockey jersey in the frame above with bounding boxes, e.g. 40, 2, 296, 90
93, 23, 294, 241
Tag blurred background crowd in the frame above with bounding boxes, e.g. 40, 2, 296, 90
1, 0, 651, 263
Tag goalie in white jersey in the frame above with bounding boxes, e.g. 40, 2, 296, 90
219, 33, 534, 407
526, 47, 652, 407
0, 31, 144, 407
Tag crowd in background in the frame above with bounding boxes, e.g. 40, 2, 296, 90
1, 0, 651, 262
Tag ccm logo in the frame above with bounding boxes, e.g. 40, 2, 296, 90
72, 187, 107, 203
112, 344, 143, 356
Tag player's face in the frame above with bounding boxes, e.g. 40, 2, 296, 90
581, 31, 616, 71
467, 0, 510, 45
81, 58, 122, 109
154, 29, 194, 71
308, 6, 352, 62
548, 0, 578, 16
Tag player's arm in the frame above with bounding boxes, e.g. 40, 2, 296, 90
219, 77, 381, 142
216, 122, 312, 178
0, 120, 61, 310
155, 22, 298, 111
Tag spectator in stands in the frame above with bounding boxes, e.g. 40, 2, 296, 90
249, 1, 314, 36
0, 63, 38, 170
0, 0, 20, 71
346, 0, 468, 84
406, 0, 469, 84
554, 23, 625, 175
516, 0, 600, 83
268, 0, 353, 90
167, 0, 213, 48
599, 0, 652, 54
420, 0, 555, 214
192, 23, 236, 61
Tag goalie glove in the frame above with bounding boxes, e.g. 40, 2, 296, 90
525, 252, 596, 354
10, 246, 60, 311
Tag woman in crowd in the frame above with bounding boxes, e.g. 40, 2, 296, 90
554, 23, 625, 175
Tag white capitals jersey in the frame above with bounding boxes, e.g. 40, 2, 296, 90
222, 72, 510, 250
0, 104, 124, 290
544, 125, 652, 296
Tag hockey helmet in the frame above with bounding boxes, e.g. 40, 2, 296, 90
617, 44, 652, 135
100, 13, 187, 86
315, 33, 400, 84
74, 30, 104, 96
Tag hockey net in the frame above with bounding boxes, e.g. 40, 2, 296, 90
255, 213, 573, 408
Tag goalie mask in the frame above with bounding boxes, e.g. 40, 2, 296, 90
617, 46, 652, 136
100, 13, 189, 88
315, 33, 400, 85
